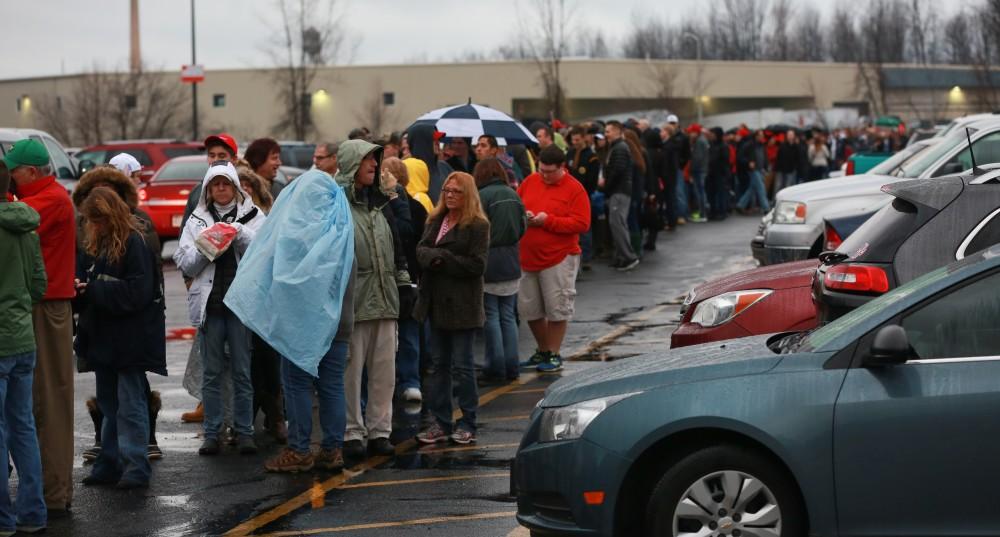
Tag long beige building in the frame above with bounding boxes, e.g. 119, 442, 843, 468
1, 59, 994, 146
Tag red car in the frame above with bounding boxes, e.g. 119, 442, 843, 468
139, 156, 209, 239
670, 260, 819, 348
75, 140, 203, 182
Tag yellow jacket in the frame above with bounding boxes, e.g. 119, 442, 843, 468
403, 158, 434, 213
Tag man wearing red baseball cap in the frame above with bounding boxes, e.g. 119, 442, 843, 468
204, 133, 238, 163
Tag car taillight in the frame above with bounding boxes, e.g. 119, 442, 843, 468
845, 159, 855, 176
824, 264, 889, 294
138, 188, 148, 202
824, 224, 843, 251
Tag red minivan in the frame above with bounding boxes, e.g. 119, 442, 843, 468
75, 140, 203, 183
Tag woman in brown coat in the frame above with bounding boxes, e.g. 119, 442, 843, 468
413, 172, 490, 445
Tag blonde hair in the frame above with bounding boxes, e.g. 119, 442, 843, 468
237, 166, 273, 213
382, 157, 409, 187
81, 186, 142, 264
427, 172, 487, 228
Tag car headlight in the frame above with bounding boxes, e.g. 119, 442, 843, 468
690, 290, 772, 327
539, 393, 640, 443
773, 201, 806, 224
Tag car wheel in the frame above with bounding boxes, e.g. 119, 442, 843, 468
644, 445, 806, 537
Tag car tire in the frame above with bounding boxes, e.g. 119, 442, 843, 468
644, 444, 806, 537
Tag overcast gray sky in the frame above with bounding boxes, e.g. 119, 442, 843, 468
2, 0, 972, 80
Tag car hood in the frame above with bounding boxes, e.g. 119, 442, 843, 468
688, 260, 818, 304
541, 335, 783, 407
777, 173, 899, 203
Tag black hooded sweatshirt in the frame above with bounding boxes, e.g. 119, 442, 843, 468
407, 124, 454, 205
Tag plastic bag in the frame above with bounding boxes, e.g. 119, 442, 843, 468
195, 222, 237, 261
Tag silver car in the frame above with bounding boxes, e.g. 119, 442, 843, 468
753, 117, 1000, 265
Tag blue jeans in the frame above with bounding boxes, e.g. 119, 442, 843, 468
737, 170, 771, 212
690, 169, 709, 215
0, 352, 45, 530
675, 171, 690, 219
281, 341, 347, 453
200, 310, 253, 439
483, 293, 519, 379
91, 367, 150, 485
396, 318, 421, 393
580, 228, 593, 263
426, 327, 478, 433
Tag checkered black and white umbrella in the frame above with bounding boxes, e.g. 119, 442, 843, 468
410, 103, 538, 146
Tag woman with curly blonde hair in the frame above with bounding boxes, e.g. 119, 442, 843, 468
237, 167, 274, 214
75, 187, 166, 489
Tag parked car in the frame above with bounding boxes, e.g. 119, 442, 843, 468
75, 139, 203, 182
844, 151, 892, 176
140, 155, 205, 239
0, 128, 80, 192
278, 141, 316, 169
672, 208, 877, 349
815, 165, 1000, 323
753, 117, 1000, 265
515, 244, 1000, 537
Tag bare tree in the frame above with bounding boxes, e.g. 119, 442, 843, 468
765, 0, 793, 61
622, 14, 670, 59
264, 0, 348, 140
352, 78, 398, 136
518, 0, 574, 119
104, 65, 187, 141
943, 10, 974, 65
907, 0, 939, 65
708, 0, 768, 61
33, 95, 73, 145
790, 6, 824, 62
828, 7, 858, 63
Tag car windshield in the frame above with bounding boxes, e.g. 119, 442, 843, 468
867, 142, 933, 176
895, 129, 973, 178
789, 264, 955, 353
155, 160, 208, 181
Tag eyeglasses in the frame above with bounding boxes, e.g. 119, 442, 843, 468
538, 167, 562, 176
442, 188, 465, 196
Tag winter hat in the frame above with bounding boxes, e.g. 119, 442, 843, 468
736, 127, 751, 138
4, 139, 49, 170
109, 153, 142, 175
666, 114, 680, 124
686, 124, 703, 134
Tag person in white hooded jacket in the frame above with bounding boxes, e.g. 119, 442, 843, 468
173, 161, 266, 456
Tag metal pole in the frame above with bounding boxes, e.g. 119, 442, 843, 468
191, 0, 199, 141
683, 32, 703, 125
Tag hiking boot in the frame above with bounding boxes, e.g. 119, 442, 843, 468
343, 439, 365, 459
147, 444, 163, 460
82, 443, 101, 463
537, 353, 564, 373
181, 403, 204, 423
450, 428, 476, 445
222, 425, 238, 446
237, 435, 258, 455
367, 437, 395, 456
264, 448, 314, 473
314, 448, 344, 472
416, 423, 449, 445
519, 350, 548, 369
198, 438, 220, 456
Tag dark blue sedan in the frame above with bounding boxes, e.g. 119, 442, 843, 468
515, 244, 1000, 536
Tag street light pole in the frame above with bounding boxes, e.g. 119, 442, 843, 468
683, 32, 703, 125
190, 0, 199, 141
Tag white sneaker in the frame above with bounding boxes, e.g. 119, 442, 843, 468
402, 387, 422, 403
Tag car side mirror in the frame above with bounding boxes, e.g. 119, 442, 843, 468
865, 325, 912, 366
78, 159, 96, 176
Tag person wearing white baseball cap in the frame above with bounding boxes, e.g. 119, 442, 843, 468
666, 114, 680, 125
109, 153, 143, 185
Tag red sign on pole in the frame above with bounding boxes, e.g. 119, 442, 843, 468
181, 64, 205, 84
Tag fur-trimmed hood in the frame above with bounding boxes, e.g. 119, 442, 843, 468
72, 166, 139, 209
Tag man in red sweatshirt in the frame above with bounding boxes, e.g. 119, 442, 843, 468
7, 139, 76, 514
516, 145, 590, 373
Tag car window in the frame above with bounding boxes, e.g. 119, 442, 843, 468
958, 208, 1000, 259
901, 271, 1000, 359
896, 130, 973, 178
868, 142, 930, 176
75, 150, 107, 165
155, 161, 208, 181
1, 141, 18, 155
119, 149, 153, 166
39, 136, 75, 179
162, 147, 203, 159
932, 131, 1000, 178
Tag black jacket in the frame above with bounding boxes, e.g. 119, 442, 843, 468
407, 124, 455, 205
604, 138, 633, 196
74, 231, 166, 375
413, 217, 490, 330
567, 146, 600, 194
776, 141, 800, 173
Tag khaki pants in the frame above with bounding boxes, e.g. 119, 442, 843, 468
32, 300, 74, 510
345, 320, 397, 442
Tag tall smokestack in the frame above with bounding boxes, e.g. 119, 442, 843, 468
130, 0, 141, 73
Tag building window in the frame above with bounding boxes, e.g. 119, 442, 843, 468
124, 95, 137, 109
213, 94, 226, 108
383, 92, 395, 106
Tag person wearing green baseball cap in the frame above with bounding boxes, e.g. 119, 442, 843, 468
7, 137, 77, 514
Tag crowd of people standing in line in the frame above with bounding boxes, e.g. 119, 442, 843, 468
0, 109, 899, 528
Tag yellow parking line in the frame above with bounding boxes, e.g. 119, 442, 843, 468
506, 388, 547, 394
416, 442, 520, 455
567, 303, 669, 361
479, 414, 530, 423
223, 373, 538, 537
253, 511, 518, 536
339, 472, 508, 490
